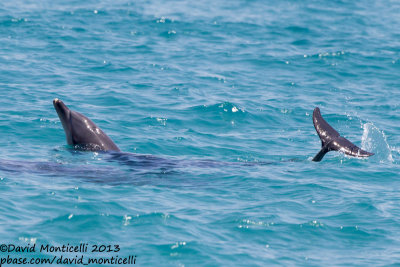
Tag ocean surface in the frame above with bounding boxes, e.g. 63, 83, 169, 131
0, 0, 400, 266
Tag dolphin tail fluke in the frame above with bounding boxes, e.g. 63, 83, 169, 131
312, 107, 374, 162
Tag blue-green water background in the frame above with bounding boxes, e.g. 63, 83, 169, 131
1, 0, 400, 266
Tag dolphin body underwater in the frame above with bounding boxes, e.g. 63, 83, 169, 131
53, 98, 374, 162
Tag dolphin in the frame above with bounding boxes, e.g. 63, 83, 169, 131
312, 107, 374, 162
53, 98, 120, 152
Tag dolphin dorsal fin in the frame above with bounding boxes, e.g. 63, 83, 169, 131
312, 107, 374, 162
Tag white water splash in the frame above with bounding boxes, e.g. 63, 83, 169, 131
361, 123, 393, 163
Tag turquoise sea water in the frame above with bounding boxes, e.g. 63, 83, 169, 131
1, 0, 400, 265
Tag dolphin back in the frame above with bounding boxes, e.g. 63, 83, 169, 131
312, 107, 374, 162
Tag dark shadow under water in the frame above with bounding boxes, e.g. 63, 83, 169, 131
0, 150, 303, 185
